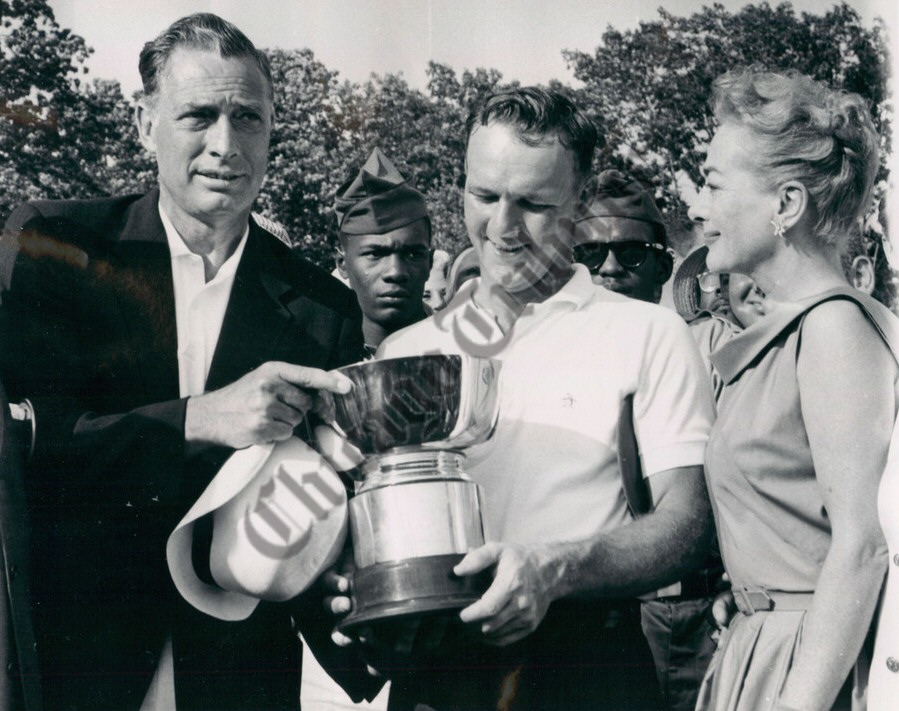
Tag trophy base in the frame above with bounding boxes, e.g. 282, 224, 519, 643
338, 553, 490, 633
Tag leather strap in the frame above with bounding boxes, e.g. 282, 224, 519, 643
620, 394, 726, 603
8, 400, 34, 462
1, 382, 43, 710
617, 393, 652, 518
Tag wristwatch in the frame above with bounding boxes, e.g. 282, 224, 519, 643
8, 398, 35, 461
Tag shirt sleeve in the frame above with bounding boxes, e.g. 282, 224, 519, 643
632, 308, 716, 477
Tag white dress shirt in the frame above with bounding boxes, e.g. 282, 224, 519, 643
141, 206, 249, 711
163, 209, 249, 399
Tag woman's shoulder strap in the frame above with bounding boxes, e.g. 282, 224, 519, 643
712, 285, 899, 384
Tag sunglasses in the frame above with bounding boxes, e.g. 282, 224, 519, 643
696, 272, 722, 293
573, 241, 666, 273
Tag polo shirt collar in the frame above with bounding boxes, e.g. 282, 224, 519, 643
451, 264, 593, 315
543, 264, 594, 310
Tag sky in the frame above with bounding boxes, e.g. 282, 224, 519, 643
49, 0, 897, 98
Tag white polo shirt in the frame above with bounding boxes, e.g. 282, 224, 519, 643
378, 265, 714, 545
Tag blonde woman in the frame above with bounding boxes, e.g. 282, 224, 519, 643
689, 67, 898, 711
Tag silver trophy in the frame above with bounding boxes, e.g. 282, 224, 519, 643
330, 354, 501, 631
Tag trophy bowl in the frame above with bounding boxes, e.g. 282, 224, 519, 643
331, 354, 501, 632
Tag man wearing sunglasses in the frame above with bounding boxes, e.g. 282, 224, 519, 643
575, 176, 723, 711
574, 170, 673, 304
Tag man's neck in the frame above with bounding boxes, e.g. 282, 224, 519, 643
159, 192, 250, 282
362, 318, 389, 351
474, 266, 574, 333
363, 308, 427, 350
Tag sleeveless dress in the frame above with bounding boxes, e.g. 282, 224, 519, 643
696, 286, 899, 711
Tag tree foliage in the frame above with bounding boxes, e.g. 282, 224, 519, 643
258, 54, 511, 263
2, 0, 891, 268
564, 1, 891, 249
0, 0, 151, 217
255, 48, 346, 267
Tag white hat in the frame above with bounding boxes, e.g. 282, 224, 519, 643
167, 435, 356, 621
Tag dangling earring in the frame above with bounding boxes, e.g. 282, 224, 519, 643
770, 217, 786, 238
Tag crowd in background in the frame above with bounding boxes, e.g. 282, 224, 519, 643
1, 11, 898, 711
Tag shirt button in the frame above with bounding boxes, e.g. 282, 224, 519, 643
893, 553, 899, 566
888, 657, 899, 673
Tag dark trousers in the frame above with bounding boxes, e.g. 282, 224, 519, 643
387, 600, 664, 711
640, 597, 718, 711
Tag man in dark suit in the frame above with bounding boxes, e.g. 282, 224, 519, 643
0, 13, 372, 710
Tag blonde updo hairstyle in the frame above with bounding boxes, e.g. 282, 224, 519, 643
711, 67, 880, 247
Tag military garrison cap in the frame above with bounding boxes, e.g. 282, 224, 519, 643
334, 148, 429, 235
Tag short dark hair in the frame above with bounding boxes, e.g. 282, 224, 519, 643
139, 13, 273, 103
465, 87, 598, 183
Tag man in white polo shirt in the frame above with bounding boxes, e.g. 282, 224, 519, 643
370, 88, 715, 710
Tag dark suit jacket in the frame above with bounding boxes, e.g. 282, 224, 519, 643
0, 189, 372, 710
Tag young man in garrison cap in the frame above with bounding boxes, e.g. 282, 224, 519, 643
573, 170, 674, 304
334, 148, 433, 353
